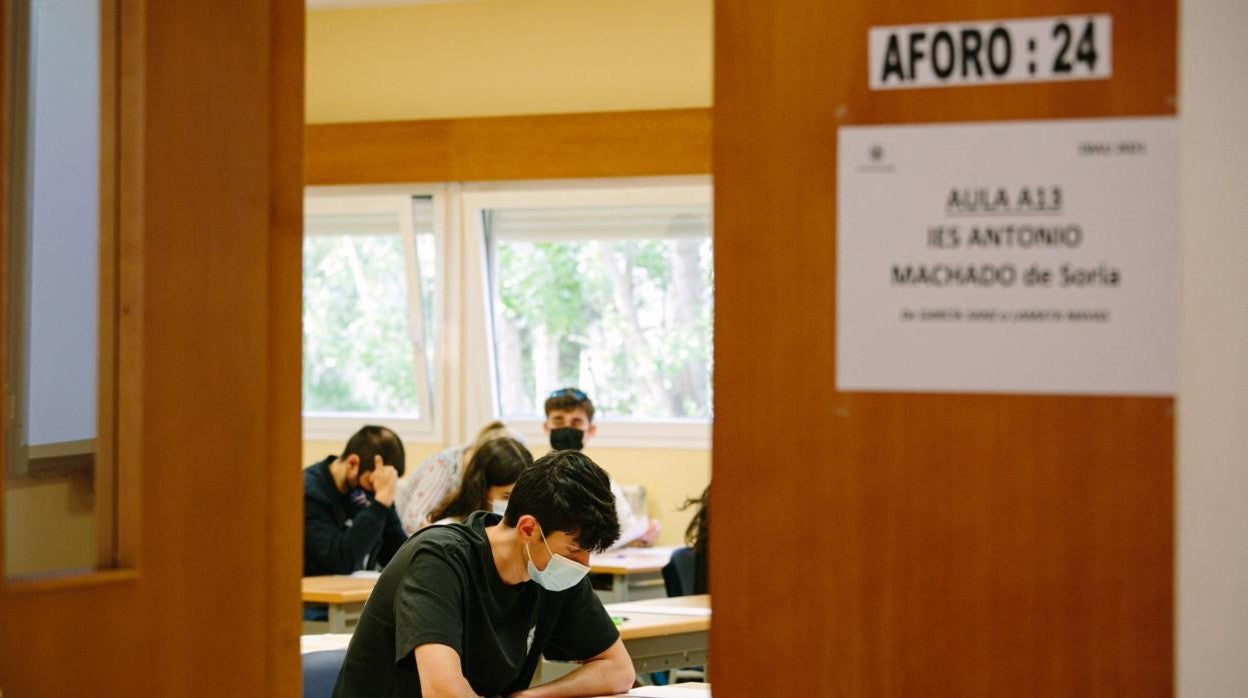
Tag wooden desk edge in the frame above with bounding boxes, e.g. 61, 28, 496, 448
301, 576, 377, 603
589, 563, 667, 575
604, 594, 711, 614
616, 616, 710, 641
302, 589, 372, 603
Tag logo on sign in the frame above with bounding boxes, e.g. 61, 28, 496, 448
857, 143, 894, 173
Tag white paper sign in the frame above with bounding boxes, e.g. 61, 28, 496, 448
836, 117, 1178, 395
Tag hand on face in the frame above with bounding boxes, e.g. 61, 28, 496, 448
638, 519, 662, 546
368, 455, 400, 507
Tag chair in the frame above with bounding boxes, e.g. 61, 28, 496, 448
661, 546, 707, 597
302, 648, 347, 698
659, 547, 707, 684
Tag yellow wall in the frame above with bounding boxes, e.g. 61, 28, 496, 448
303, 440, 710, 548
587, 446, 711, 547
306, 0, 713, 123
4, 473, 95, 577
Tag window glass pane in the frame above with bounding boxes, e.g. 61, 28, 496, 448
303, 204, 429, 417
413, 201, 438, 399
6, 0, 103, 579
488, 203, 713, 420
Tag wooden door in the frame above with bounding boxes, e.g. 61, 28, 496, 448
0, 1, 303, 695
712, 1, 1175, 695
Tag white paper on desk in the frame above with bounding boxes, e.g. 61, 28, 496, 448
300, 633, 353, 654
603, 545, 680, 561
349, 570, 382, 579
607, 603, 710, 617
629, 685, 710, 698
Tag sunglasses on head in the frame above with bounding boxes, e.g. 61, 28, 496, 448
548, 387, 587, 401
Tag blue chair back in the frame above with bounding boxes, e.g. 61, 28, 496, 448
302, 648, 347, 698
662, 546, 707, 596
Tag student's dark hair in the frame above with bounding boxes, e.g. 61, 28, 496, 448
543, 387, 595, 423
681, 483, 710, 558
429, 436, 531, 522
503, 449, 619, 552
340, 425, 406, 478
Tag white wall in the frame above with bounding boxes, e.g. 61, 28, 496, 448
1177, 0, 1248, 694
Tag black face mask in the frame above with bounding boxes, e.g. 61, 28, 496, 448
549, 427, 585, 451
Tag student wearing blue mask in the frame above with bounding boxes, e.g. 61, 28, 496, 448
303, 425, 408, 577
425, 436, 532, 525
333, 450, 635, 698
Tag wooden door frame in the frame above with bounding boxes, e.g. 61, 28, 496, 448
0, 1, 303, 694
712, 1, 1175, 694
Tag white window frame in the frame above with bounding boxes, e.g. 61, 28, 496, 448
301, 186, 452, 445
459, 176, 713, 450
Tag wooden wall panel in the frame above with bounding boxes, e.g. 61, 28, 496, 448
0, 1, 303, 695
712, 1, 1174, 695
0, 0, 11, 579
267, 0, 305, 692
305, 108, 711, 184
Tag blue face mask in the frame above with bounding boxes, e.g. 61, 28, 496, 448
491, 499, 509, 517
524, 524, 590, 592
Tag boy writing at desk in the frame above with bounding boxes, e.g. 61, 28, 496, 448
334, 450, 635, 698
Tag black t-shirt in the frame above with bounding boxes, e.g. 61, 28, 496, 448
333, 511, 619, 698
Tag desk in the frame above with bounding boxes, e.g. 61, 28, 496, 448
613, 612, 709, 675
308, 594, 711, 689
611, 595, 710, 675
594, 683, 711, 698
590, 546, 678, 604
302, 575, 377, 634
541, 595, 711, 682
607, 595, 710, 617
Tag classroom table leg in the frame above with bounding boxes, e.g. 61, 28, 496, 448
622, 631, 709, 676
624, 571, 667, 601
324, 602, 364, 634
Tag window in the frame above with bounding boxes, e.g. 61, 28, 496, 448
302, 179, 713, 449
302, 194, 439, 439
463, 179, 713, 448
5, 0, 125, 579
